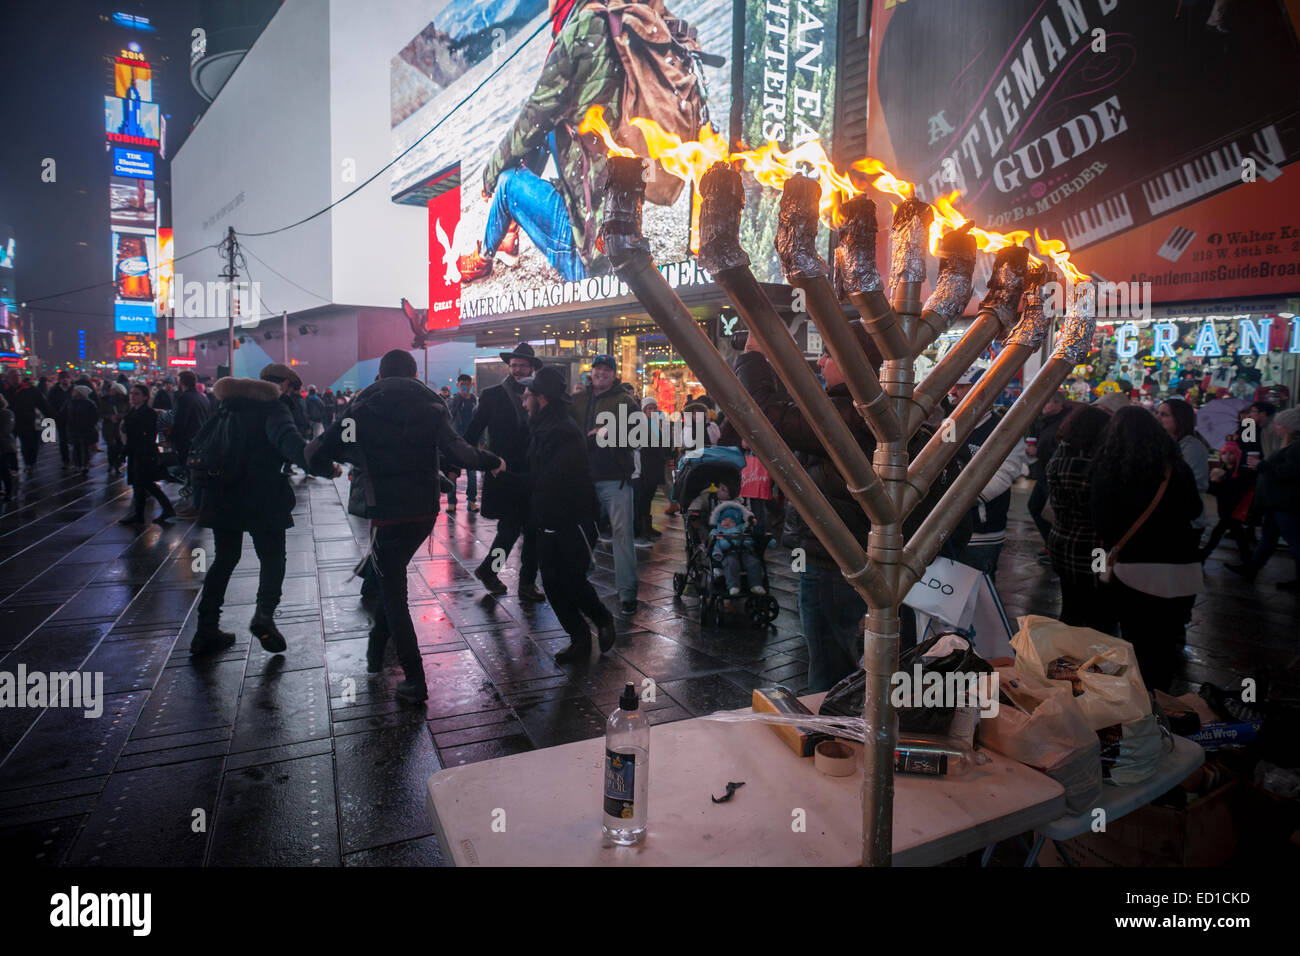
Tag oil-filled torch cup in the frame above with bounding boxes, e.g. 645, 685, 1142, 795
771, 176, 900, 444
701, 165, 896, 530
911, 225, 977, 356
601, 155, 889, 609
899, 262, 1054, 519
903, 246, 1031, 438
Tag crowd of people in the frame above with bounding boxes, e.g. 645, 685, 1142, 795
2, 332, 1297, 707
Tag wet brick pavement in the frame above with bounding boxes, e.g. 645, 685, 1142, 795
0, 451, 1295, 865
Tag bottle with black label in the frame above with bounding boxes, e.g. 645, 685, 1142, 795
603, 682, 648, 845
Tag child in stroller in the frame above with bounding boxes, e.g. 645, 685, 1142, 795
670, 447, 780, 627
709, 489, 766, 597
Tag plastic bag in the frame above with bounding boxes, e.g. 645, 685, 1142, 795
1098, 715, 1165, 786
902, 558, 982, 631
820, 633, 992, 736
982, 668, 1101, 812
1010, 615, 1151, 730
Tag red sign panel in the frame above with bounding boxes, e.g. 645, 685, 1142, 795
427, 184, 462, 331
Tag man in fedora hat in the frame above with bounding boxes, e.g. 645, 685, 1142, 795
463, 342, 545, 600
518, 365, 616, 660
261, 363, 312, 477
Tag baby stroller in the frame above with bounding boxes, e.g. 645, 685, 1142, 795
670, 447, 780, 628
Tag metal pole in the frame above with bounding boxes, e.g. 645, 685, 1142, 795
223, 226, 236, 365
282, 311, 288, 365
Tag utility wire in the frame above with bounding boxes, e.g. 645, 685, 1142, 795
237, 16, 550, 238
21, 242, 223, 305
239, 242, 331, 303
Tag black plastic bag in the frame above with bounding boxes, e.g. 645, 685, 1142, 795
818, 633, 993, 735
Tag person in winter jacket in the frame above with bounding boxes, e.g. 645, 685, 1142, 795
1200, 440, 1257, 564
304, 385, 328, 437
511, 364, 616, 661
189, 376, 336, 658
949, 366, 1029, 582
307, 349, 502, 705
1090, 406, 1203, 691
66, 383, 100, 475
445, 373, 479, 513
570, 353, 643, 614
152, 378, 175, 411
99, 381, 128, 475
464, 344, 543, 600
260, 363, 312, 477
170, 370, 210, 467
7, 375, 52, 470
1227, 405, 1300, 590
1157, 397, 1210, 533
119, 384, 173, 525
1026, 390, 1076, 546
708, 488, 765, 597
634, 395, 670, 541
1045, 405, 1115, 632
47, 371, 73, 465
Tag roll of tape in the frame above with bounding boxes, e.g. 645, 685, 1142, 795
814, 740, 857, 776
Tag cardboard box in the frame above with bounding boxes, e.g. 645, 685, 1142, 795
1057, 765, 1238, 866
752, 688, 829, 758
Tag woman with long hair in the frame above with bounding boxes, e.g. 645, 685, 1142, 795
1046, 405, 1114, 632
1157, 398, 1210, 534
1089, 407, 1203, 691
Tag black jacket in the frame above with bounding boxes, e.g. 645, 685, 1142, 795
1029, 402, 1077, 480
9, 382, 51, 433
66, 389, 100, 442
152, 388, 173, 411
122, 404, 164, 485
171, 387, 211, 460
464, 375, 531, 521
197, 377, 318, 532
1091, 458, 1202, 564
282, 392, 310, 439
306, 376, 500, 521
731, 352, 970, 569
1254, 441, 1300, 515
523, 400, 598, 535
99, 389, 128, 444
47, 384, 72, 421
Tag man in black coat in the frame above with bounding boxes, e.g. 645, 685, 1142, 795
1027, 389, 1075, 547
190, 376, 336, 657
260, 363, 312, 477
307, 349, 503, 705
463, 343, 543, 601
171, 370, 211, 515
8, 375, 52, 472
47, 371, 72, 465
518, 365, 615, 661
152, 378, 175, 411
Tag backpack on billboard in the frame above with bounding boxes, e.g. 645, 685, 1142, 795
186, 406, 247, 487
592, 0, 723, 206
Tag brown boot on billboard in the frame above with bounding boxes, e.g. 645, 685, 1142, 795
457, 242, 494, 284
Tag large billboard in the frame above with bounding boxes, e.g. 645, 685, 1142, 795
114, 52, 153, 102
110, 176, 156, 229
390, 0, 735, 323
113, 231, 156, 302
113, 147, 155, 178
105, 95, 161, 148
114, 302, 156, 334
865, 0, 1300, 303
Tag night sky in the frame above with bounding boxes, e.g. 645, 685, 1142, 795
0, 0, 210, 366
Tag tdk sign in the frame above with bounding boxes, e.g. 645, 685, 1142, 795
113, 148, 155, 179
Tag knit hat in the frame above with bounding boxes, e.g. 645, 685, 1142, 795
522, 365, 569, 404
641, 396, 659, 411
260, 363, 301, 388
1274, 406, 1300, 432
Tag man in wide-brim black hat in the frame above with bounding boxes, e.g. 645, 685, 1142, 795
462, 342, 545, 600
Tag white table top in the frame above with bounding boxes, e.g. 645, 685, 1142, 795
426, 695, 1066, 866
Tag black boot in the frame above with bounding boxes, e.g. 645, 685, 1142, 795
554, 636, 592, 663
250, 607, 287, 653
597, 615, 617, 653
395, 679, 428, 705
190, 618, 236, 656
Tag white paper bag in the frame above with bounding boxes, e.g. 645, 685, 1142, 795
903, 558, 982, 630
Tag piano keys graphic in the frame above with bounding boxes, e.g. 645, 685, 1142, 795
1156, 226, 1196, 263
1046, 123, 1293, 251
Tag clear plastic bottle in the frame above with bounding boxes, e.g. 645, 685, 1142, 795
603, 682, 649, 845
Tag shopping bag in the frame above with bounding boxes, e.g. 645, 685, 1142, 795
1098, 714, 1166, 786
1010, 615, 1151, 731
740, 454, 773, 500
967, 574, 1014, 660
982, 668, 1102, 813
902, 558, 982, 631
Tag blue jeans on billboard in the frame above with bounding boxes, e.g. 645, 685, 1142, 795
485, 167, 586, 282
798, 565, 868, 693
595, 478, 637, 603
